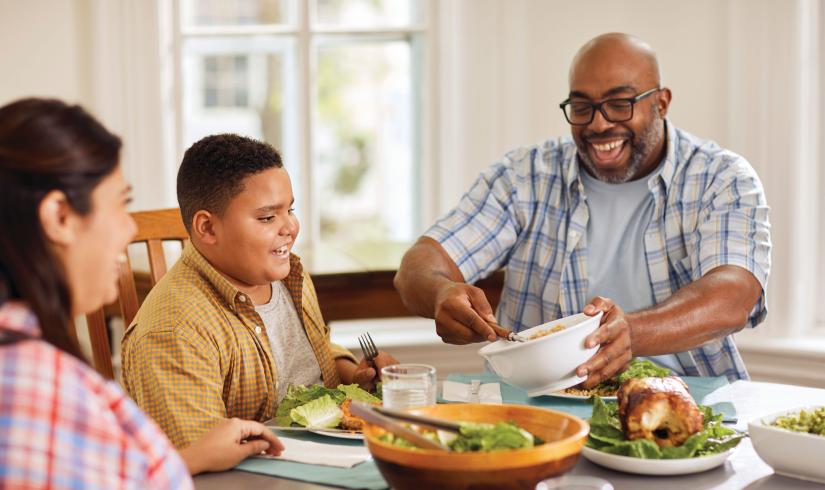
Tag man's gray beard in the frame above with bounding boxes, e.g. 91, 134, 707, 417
578, 113, 662, 184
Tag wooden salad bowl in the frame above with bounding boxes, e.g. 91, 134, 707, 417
362, 403, 589, 490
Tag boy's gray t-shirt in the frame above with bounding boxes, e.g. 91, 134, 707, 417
255, 281, 323, 401
580, 167, 684, 375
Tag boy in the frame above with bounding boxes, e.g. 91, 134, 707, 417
122, 134, 396, 448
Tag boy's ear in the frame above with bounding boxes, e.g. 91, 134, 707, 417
39, 190, 79, 246
192, 210, 218, 245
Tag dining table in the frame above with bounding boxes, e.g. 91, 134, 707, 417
193, 379, 825, 490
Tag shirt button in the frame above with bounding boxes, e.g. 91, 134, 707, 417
238, 294, 247, 303
255, 326, 262, 334
568, 230, 580, 240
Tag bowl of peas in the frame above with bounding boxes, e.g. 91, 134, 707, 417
748, 406, 825, 484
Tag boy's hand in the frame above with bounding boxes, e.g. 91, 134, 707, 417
352, 351, 398, 392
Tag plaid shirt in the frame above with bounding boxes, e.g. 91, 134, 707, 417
0, 302, 191, 489
426, 121, 771, 381
122, 243, 355, 448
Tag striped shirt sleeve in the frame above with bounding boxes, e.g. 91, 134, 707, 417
426, 161, 524, 284
691, 155, 771, 327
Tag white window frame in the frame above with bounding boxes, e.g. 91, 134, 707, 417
164, 0, 439, 248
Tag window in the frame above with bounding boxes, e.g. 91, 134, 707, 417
175, 0, 431, 248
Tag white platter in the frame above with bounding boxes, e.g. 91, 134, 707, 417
309, 429, 364, 440
580, 445, 737, 476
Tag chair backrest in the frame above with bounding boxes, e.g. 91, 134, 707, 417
83, 208, 188, 379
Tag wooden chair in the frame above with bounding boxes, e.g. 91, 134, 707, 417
83, 208, 188, 379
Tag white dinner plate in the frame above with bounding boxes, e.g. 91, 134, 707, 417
580, 445, 737, 476
309, 429, 364, 440
546, 391, 617, 402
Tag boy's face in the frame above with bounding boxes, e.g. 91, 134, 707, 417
210, 167, 299, 288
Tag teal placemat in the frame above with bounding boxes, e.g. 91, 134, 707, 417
235, 431, 389, 490
445, 373, 737, 422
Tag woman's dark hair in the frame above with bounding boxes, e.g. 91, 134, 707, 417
0, 98, 121, 359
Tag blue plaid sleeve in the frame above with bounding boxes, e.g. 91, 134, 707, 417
425, 162, 524, 284
691, 155, 771, 327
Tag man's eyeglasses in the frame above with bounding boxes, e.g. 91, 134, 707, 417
559, 87, 660, 126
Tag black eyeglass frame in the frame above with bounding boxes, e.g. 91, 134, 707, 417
559, 87, 661, 126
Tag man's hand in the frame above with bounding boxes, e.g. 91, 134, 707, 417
575, 297, 633, 388
433, 282, 498, 344
352, 351, 398, 392
180, 418, 285, 475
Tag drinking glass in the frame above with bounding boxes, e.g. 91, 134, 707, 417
381, 364, 437, 409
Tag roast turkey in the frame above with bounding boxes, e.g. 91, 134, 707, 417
617, 376, 704, 447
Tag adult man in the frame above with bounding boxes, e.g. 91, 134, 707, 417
394, 33, 770, 387
122, 134, 396, 448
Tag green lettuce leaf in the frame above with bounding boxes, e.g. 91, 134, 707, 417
585, 396, 743, 459
450, 422, 535, 452
617, 359, 671, 383
289, 395, 343, 428
337, 383, 382, 404
274, 384, 348, 426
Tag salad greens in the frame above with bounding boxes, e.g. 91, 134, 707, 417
380, 421, 538, 452
771, 407, 825, 436
289, 395, 342, 429
274, 383, 381, 427
586, 396, 744, 459
601, 359, 670, 392
616, 359, 671, 383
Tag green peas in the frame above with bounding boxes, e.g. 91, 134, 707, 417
771, 407, 825, 436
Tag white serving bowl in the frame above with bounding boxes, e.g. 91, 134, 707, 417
478, 312, 602, 396
748, 406, 825, 484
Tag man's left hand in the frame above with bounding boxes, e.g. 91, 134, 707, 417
352, 351, 398, 392
575, 297, 633, 388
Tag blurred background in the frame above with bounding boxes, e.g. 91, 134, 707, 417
1, 0, 824, 386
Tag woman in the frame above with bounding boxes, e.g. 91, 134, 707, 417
0, 98, 283, 488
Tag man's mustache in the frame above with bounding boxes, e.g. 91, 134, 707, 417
582, 130, 634, 142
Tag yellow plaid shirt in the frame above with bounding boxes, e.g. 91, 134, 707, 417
121, 243, 354, 448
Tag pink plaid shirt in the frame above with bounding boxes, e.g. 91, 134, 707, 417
0, 301, 192, 489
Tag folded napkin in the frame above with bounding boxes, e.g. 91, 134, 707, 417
442, 379, 503, 404
257, 436, 371, 468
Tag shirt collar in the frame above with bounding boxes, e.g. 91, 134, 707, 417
181, 242, 304, 310
0, 301, 42, 337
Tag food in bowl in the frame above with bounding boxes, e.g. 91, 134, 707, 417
749, 406, 825, 483
528, 324, 566, 340
559, 359, 669, 397
587, 376, 743, 458
478, 311, 603, 396
380, 421, 539, 452
363, 403, 589, 490
770, 407, 825, 436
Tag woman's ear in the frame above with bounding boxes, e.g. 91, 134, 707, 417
38, 190, 78, 246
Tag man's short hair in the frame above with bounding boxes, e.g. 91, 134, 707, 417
177, 133, 283, 234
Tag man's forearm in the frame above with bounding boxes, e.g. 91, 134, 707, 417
394, 237, 464, 318
627, 265, 762, 355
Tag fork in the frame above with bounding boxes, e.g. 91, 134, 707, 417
358, 332, 379, 371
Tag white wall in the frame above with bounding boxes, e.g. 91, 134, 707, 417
0, 0, 174, 212
437, 0, 732, 209
0, 0, 91, 105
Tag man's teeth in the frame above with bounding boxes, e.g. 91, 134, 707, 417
591, 140, 624, 152
275, 245, 289, 255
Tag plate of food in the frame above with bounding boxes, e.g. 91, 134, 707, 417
547, 359, 668, 401
581, 375, 744, 476
269, 383, 383, 440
